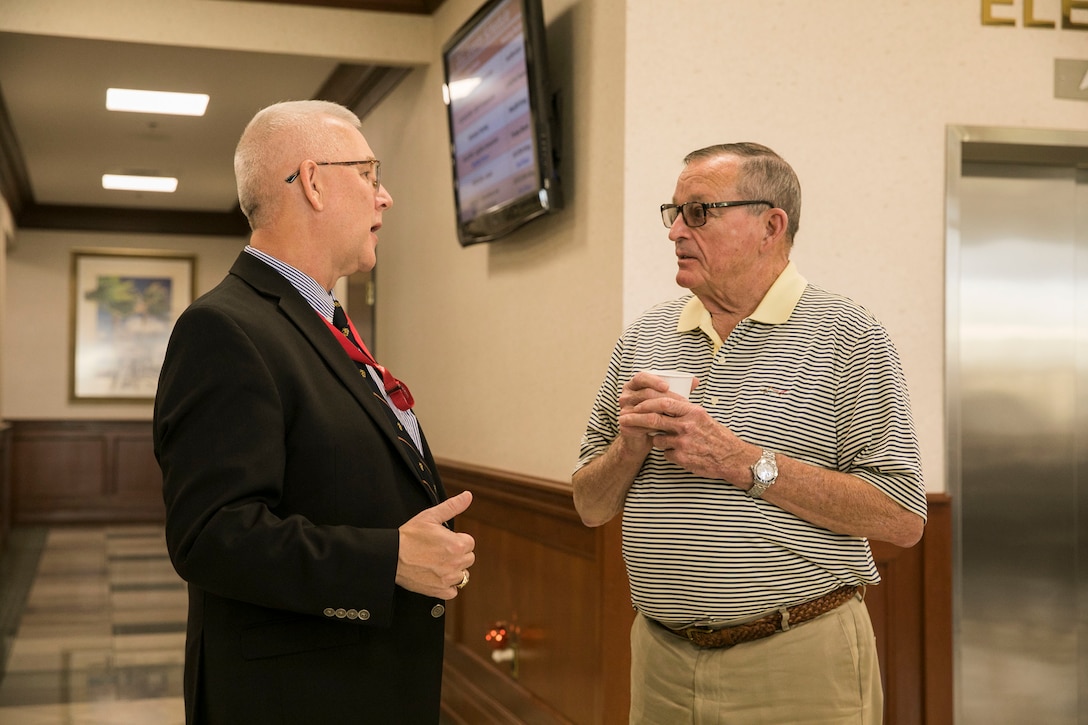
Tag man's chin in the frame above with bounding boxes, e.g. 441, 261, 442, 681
675, 272, 698, 291
354, 251, 377, 276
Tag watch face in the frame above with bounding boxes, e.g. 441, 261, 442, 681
754, 459, 775, 482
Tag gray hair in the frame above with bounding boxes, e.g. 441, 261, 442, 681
684, 143, 801, 242
234, 100, 362, 229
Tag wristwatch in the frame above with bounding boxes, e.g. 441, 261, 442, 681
748, 449, 778, 499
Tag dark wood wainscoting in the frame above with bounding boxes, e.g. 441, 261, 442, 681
0, 423, 12, 556
8, 419, 164, 524
438, 460, 630, 724
870, 493, 953, 725
3, 422, 951, 723
438, 460, 952, 725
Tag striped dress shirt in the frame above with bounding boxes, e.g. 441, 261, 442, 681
243, 246, 423, 450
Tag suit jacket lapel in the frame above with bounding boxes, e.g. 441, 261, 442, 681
228, 253, 435, 497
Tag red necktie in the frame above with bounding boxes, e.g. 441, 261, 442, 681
326, 303, 415, 411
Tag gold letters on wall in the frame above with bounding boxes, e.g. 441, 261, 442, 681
981, 0, 1088, 29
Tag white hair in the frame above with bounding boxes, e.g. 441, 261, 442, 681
234, 100, 362, 229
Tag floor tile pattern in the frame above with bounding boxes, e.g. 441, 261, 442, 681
0, 525, 185, 724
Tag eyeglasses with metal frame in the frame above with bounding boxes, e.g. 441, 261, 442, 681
285, 159, 382, 189
660, 200, 773, 229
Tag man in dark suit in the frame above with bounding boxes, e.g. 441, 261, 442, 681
153, 100, 475, 724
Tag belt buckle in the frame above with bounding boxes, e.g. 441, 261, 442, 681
684, 624, 718, 643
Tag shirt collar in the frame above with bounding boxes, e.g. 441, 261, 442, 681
245, 245, 337, 321
678, 261, 808, 347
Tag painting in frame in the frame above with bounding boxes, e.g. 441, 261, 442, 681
70, 249, 196, 402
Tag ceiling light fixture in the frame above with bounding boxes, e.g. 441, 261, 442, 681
106, 88, 209, 116
102, 174, 179, 193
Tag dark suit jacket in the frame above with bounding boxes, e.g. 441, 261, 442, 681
153, 251, 449, 724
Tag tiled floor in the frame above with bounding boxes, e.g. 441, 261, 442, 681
0, 525, 186, 724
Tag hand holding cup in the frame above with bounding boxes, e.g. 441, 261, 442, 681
643, 369, 695, 436
645, 369, 695, 400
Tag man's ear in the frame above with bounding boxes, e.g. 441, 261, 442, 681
297, 162, 325, 211
763, 207, 788, 245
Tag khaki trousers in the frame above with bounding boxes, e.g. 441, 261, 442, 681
629, 595, 882, 724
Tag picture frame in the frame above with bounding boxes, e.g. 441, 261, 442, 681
69, 249, 196, 402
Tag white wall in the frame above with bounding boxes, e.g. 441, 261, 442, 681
2, 229, 243, 419
624, 0, 1088, 493
0, 0, 628, 483
0, 0, 430, 423
363, 0, 627, 481
3, 0, 1084, 491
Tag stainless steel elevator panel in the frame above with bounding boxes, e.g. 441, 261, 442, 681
1080, 165, 1088, 725
956, 161, 1086, 724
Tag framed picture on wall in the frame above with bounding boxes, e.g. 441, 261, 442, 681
69, 249, 196, 402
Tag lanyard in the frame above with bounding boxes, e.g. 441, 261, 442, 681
320, 314, 415, 411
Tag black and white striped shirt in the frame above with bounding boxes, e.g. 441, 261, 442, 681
575, 263, 926, 624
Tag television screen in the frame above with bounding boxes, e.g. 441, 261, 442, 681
441, 0, 562, 246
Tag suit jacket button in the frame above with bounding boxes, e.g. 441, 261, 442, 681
335, 608, 347, 618
358, 609, 371, 620
323, 608, 336, 618
431, 604, 445, 618
346, 609, 359, 619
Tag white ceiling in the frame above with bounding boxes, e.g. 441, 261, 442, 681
0, 0, 443, 236
0, 32, 339, 213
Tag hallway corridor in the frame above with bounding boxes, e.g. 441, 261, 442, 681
0, 525, 186, 724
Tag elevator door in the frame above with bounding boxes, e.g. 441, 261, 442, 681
956, 159, 1088, 724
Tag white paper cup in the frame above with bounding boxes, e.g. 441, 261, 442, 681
646, 369, 695, 400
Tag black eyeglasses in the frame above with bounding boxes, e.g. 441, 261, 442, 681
660, 200, 773, 229
285, 159, 381, 189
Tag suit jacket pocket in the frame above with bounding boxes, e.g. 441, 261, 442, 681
240, 615, 362, 660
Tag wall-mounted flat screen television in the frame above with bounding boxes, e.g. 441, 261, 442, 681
441, 0, 563, 246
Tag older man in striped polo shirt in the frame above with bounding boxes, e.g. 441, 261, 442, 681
572, 143, 926, 724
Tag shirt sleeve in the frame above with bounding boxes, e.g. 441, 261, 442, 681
836, 321, 928, 521
573, 337, 627, 474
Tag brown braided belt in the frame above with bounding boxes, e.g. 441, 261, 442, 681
655, 585, 860, 649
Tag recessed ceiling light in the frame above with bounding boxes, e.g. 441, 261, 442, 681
106, 88, 209, 116
102, 174, 179, 193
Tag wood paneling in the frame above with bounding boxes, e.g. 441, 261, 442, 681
440, 461, 632, 725
922, 495, 954, 724
439, 460, 952, 725
9, 420, 163, 524
3, 423, 952, 722
219, 0, 447, 13
867, 494, 952, 725
0, 423, 11, 557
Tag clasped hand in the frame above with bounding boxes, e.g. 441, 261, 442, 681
618, 371, 747, 482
